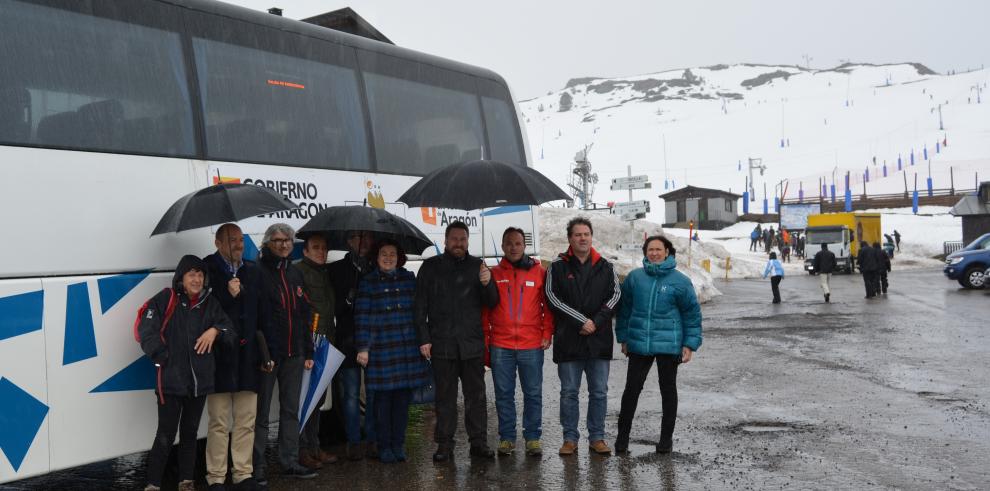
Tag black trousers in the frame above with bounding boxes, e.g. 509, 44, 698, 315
770, 275, 782, 302
374, 388, 412, 451
863, 271, 878, 297
432, 357, 488, 447
147, 394, 206, 486
879, 270, 889, 293
617, 353, 679, 442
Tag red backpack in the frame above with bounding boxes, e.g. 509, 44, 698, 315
133, 288, 178, 343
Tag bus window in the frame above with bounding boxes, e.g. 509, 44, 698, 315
0, 0, 195, 156
481, 96, 524, 165
193, 38, 369, 171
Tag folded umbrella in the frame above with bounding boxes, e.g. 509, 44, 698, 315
299, 334, 345, 428
396, 159, 570, 210
296, 205, 434, 255
151, 183, 298, 236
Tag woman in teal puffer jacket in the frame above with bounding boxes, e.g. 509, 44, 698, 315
614, 235, 702, 454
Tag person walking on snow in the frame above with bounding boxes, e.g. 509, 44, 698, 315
812, 243, 836, 303
762, 252, 785, 304
873, 241, 891, 295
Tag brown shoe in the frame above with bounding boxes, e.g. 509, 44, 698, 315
300, 452, 323, 470
589, 440, 612, 455
317, 450, 338, 464
558, 440, 578, 456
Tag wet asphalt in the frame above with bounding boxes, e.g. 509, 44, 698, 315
6, 267, 989, 490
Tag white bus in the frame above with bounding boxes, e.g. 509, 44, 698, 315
0, 0, 535, 482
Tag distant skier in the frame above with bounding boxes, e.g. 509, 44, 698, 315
893, 230, 901, 252
750, 228, 760, 252
762, 252, 785, 304
812, 244, 836, 303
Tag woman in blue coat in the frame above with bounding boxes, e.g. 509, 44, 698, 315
355, 238, 431, 464
614, 236, 702, 454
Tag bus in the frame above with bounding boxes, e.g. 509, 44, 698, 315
0, 0, 536, 482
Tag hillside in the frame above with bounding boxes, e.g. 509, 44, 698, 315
520, 63, 990, 221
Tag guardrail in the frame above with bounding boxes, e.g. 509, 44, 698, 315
944, 241, 964, 255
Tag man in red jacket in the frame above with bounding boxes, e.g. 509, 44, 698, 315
482, 227, 554, 457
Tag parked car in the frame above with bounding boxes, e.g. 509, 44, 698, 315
944, 233, 990, 289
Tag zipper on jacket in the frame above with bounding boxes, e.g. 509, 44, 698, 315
647, 276, 659, 350
280, 265, 293, 357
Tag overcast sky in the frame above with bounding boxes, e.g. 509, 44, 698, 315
227, 0, 988, 100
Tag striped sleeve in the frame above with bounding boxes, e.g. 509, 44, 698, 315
544, 258, 589, 325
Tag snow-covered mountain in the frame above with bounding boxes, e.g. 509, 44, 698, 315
520, 63, 990, 222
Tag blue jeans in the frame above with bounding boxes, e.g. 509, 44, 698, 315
557, 358, 610, 443
336, 367, 376, 444
491, 347, 544, 441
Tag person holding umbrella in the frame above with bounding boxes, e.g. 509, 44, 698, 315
614, 236, 702, 454
253, 224, 317, 483
202, 224, 265, 491
328, 230, 378, 460
415, 221, 500, 461
138, 255, 233, 491
295, 233, 340, 469
354, 238, 431, 463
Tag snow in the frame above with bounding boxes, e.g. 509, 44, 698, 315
521, 63, 990, 221
537, 207, 768, 303
524, 62, 983, 301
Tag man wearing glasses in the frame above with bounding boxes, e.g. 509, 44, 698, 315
203, 223, 265, 490
253, 223, 317, 484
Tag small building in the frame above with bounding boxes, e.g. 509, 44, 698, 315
659, 185, 741, 230
302, 8, 394, 44
949, 181, 990, 244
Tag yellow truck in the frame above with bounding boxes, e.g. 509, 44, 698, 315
803, 212, 882, 273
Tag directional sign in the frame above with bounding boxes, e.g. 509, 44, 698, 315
612, 200, 650, 214
610, 174, 652, 190
619, 211, 646, 221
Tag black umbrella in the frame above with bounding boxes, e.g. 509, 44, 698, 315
151, 183, 298, 236
296, 206, 435, 255
396, 160, 570, 210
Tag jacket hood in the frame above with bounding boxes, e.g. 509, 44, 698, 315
560, 246, 602, 265
173, 254, 209, 292
643, 256, 676, 276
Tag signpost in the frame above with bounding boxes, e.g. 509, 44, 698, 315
610, 167, 652, 264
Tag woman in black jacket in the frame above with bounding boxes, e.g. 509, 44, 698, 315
137, 255, 232, 491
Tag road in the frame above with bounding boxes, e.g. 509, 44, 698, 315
7, 268, 989, 490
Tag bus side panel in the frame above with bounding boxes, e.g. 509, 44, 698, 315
0, 279, 50, 483
41, 273, 188, 474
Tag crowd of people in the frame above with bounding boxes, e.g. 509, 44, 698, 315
135, 217, 704, 491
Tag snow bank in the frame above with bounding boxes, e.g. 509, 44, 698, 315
537, 208, 734, 303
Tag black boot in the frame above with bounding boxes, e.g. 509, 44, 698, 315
656, 436, 672, 454
824, 293, 830, 303
433, 444, 452, 462
614, 433, 630, 453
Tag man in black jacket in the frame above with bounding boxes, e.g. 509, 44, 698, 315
812, 243, 837, 303
873, 241, 891, 295
203, 223, 264, 490
416, 221, 499, 461
253, 223, 316, 483
328, 230, 377, 460
857, 241, 879, 299
545, 217, 621, 456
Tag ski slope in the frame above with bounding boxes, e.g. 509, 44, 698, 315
521, 63, 990, 219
